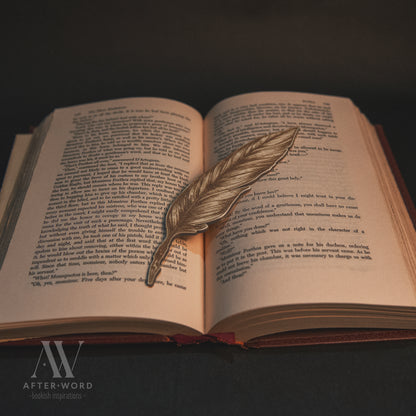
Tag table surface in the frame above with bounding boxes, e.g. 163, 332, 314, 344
1, 1, 416, 414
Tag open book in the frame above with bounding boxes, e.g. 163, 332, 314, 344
1, 91, 416, 347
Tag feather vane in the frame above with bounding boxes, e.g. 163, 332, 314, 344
146, 127, 299, 286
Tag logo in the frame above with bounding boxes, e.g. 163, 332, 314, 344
23, 340, 93, 400
31, 341, 83, 379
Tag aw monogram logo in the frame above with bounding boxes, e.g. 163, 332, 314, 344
23, 340, 93, 400
31, 341, 84, 379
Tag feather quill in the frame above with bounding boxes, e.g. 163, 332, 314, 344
146, 127, 299, 286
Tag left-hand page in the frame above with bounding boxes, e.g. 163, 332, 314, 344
0, 97, 205, 338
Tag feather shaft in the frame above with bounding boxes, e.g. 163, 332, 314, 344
146, 127, 299, 286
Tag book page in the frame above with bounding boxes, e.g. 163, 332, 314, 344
203, 92, 416, 331
0, 97, 205, 334
0, 134, 32, 217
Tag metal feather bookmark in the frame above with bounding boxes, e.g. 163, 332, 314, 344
146, 127, 299, 287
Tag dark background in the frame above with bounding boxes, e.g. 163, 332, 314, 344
1, 0, 416, 414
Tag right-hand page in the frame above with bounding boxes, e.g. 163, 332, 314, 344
203, 91, 416, 332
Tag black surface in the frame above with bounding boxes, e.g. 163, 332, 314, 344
1, 1, 416, 414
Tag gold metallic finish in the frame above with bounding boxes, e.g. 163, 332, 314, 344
146, 127, 299, 287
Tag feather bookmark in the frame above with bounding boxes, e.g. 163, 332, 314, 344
146, 127, 299, 287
